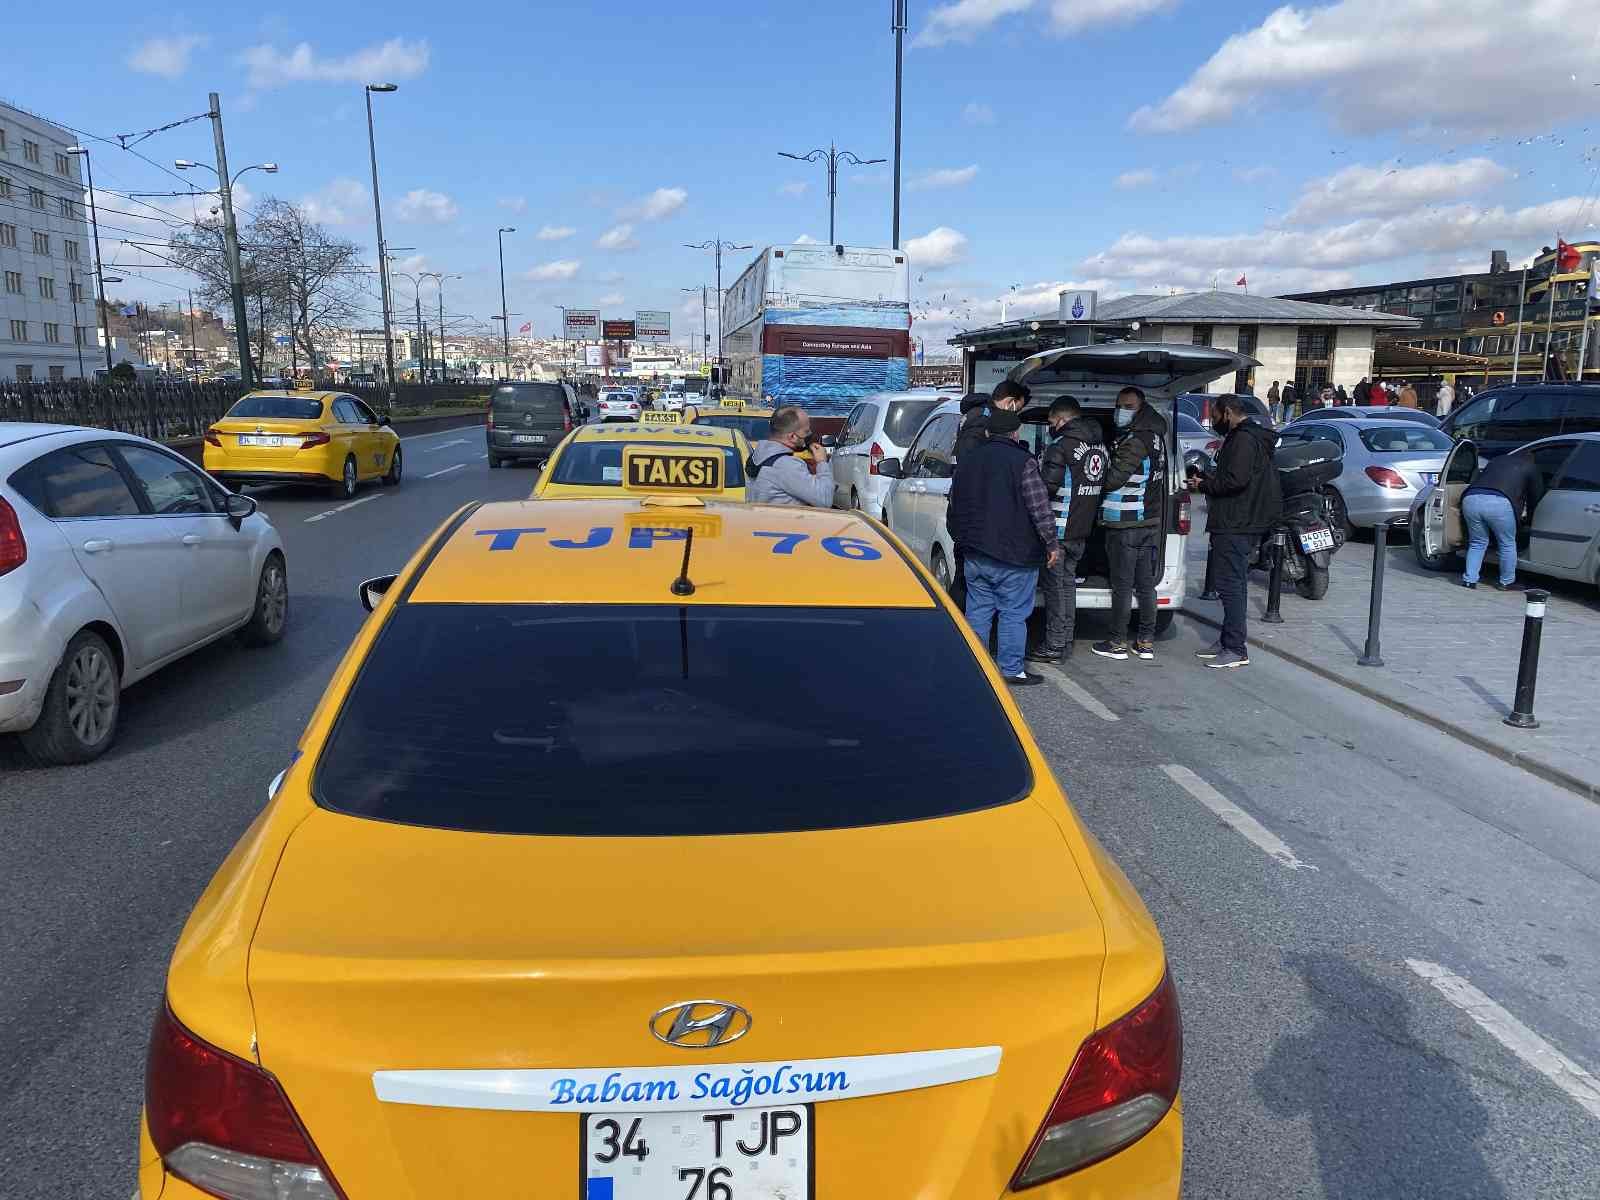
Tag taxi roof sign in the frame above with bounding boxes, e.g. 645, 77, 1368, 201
639, 409, 682, 424
719, 398, 745, 410
622, 445, 725, 494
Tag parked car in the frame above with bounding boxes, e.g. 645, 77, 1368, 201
1178, 391, 1273, 430
1279, 418, 1452, 534
0, 424, 287, 764
881, 343, 1251, 633
1440, 383, 1600, 459
1295, 404, 1443, 428
1176, 412, 1221, 460
487, 382, 578, 468
1411, 433, 1600, 592
830, 392, 945, 518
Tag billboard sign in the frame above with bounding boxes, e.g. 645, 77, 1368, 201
1058, 290, 1098, 322
635, 310, 671, 343
584, 345, 603, 368
602, 318, 637, 340
564, 308, 600, 341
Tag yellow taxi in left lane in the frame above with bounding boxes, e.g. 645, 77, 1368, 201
532, 420, 751, 500
204, 390, 402, 499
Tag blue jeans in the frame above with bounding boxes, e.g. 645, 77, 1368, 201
1462, 491, 1518, 586
963, 551, 1037, 677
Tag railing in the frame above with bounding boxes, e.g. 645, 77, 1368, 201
0, 380, 251, 442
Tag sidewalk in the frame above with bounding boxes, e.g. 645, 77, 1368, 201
1182, 512, 1600, 802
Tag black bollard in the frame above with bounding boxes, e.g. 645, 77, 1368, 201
1357, 520, 1390, 667
1262, 530, 1286, 624
1504, 588, 1550, 729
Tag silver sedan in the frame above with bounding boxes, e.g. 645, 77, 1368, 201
1279, 418, 1452, 534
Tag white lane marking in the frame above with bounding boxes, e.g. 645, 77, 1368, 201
424, 463, 467, 480
1038, 665, 1119, 722
1161, 764, 1317, 871
1406, 959, 1600, 1122
421, 438, 470, 452
402, 424, 483, 443
303, 493, 384, 523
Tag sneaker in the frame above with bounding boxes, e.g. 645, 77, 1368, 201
1205, 648, 1250, 669
1091, 640, 1130, 661
1134, 641, 1155, 661
1006, 672, 1043, 686
1493, 580, 1526, 592
1459, 578, 1478, 589
1195, 639, 1225, 659
1025, 647, 1064, 665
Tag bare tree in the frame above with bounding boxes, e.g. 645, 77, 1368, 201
168, 218, 284, 373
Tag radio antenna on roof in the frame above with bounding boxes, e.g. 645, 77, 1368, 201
671, 528, 696, 597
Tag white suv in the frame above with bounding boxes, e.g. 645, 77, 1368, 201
0, 424, 288, 764
830, 391, 946, 519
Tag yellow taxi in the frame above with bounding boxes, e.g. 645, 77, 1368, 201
138, 451, 1181, 1200
203, 390, 402, 498
687, 396, 776, 443
532, 420, 752, 500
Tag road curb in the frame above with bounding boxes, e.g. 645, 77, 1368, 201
1180, 605, 1600, 807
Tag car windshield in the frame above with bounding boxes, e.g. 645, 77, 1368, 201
314, 604, 1031, 835
549, 440, 746, 486
226, 396, 324, 420
1358, 426, 1453, 453
492, 384, 565, 415
884, 399, 941, 443
694, 414, 771, 440
1176, 413, 1204, 433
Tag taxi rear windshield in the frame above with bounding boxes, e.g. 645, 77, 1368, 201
492, 384, 566, 414
314, 604, 1031, 836
550, 442, 745, 487
226, 396, 324, 420
694, 414, 771, 441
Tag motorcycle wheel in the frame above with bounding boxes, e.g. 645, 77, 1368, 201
1295, 561, 1330, 599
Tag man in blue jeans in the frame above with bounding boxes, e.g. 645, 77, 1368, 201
947, 399, 1060, 686
1460, 450, 1544, 589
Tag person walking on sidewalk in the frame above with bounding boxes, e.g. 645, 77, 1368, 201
1460, 450, 1545, 590
948, 405, 1061, 686
1093, 386, 1169, 663
1029, 396, 1107, 665
1186, 394, 1282, 669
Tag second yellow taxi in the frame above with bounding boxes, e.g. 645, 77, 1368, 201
532, 420, 752, 500
204, 390, 401, 498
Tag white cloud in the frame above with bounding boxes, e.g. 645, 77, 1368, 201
904, 226, 969, 269
962, 102, 996, 126
239, 38, 430, 89
497, 196, 527, 214
1046, 0, 1179, 33
1129, 0, 1598, 136
794, 234, 822, 245
912, 165, 979, 190
392, 253, 428, 274
128, 34, 207, 78
916, 0, 1176, 46
394, 188, 458, 223
778, 181, 810, 197
1284, 157, 1512, 225
911, 278, 1110, 342
526, 260, 581, 282
1114, 168, 1159, 190
536, 225, 576, 240
299, 178, 368, 226
596, 291, 626, 307
622, 187, 687, 221
596, 224, 638, 251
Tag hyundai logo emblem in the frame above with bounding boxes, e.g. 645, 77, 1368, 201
649, 1001, 752, 1049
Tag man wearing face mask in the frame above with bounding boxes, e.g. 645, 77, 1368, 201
1028, 395, 1107, 664
1092, 386, 1169, 662
746, 405, 834, 507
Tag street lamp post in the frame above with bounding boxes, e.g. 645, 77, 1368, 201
680, 285, 709, 373
64, 145, 114, 375
891, 0, 908, 249
777, 144, 887, 244
685, 241, 750, 394
423, 273, 458, 383
497, 227, 516, 381
364, 83, 399, 407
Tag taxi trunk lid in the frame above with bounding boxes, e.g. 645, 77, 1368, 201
248, 800, 1106, 1198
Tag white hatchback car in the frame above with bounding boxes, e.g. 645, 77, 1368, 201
0, 424, 287, 764
830, 391, 946, 518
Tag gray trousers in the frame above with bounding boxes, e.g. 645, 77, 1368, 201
1039, 538, 1087, 652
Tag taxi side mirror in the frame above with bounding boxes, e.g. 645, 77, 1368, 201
877, 457, 903, 479
359, 573, 398, 612
378, 415, 393, 427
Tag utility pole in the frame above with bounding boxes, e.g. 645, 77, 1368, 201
208, 94, 253, 388
497, 227, 516, 380
69, 267, 85, 380
186, 289, 198, 379
66, 145, 115, 375
891, 0, 907, 249
364, 83, 399, 406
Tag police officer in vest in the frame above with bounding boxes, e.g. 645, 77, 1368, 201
1092, 386, 1168, 662
1027, 396, 1107, 665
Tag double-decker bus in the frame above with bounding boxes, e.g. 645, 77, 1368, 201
721, 244, 911, 413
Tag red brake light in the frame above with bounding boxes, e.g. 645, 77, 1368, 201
0, 495, 27, 578
1204, 439, 1221, 453
1364, 465, 1409, 489
1176, 491, 1192, 535
868, 441, 885, 475
564, 413, 573, 432
146, 1003, 346, 1198
1012, 971, 1182, 1189
300, 432, 331, 450
204, 428, 222, 447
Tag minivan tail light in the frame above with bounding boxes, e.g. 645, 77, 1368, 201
868, 441, 885, 475
300, 432, 331, 450
146, 1003, 346, 1200
204, 428, 222, 447
1176, 491, 1191, 535
0, 496, 27, 578
486, 411, 495, 430
1365, 465, 1409, 489
1012, 971, 1181, 1190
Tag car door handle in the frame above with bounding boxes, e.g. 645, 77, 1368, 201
82, 538, 113, 553
181, 533, 203, 546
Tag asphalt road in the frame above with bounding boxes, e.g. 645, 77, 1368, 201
2, 440, 1597, 1198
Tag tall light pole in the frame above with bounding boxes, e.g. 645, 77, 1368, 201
497, 227, 516, 380
64, 146, 115, 375
891, 0, 907, 249
777, 145, 886, 244
364, 83, 399, 407
174, 156, 277, 381
392, 270, 429, 383
422, 272, 457, 382
685, 240, 750, 393
681, 285, 709, 371
553, 303, 569, 378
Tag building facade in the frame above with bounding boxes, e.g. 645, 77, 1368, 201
0, 100, 98, 381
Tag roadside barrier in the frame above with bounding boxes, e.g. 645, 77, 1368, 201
1262, 530, 1286, 624
1357, 520, 1394, 667
1505, 589, 1550, 729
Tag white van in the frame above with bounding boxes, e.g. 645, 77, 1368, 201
880, 343, 1256, 636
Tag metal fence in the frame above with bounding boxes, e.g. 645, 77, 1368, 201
0, 380, 251, 442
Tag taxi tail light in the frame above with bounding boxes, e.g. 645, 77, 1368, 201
0, 495, 26, 578
1011, 971, 1181, 1190
1176, 490, 1192, 536
204, 428, 222, 447
145, 1003, 347, 1200
300, 432, 331, 450
868, 440, 885, 475
1365, 465, 1409, 489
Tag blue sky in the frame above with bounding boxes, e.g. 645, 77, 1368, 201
9, 0, 1600, 349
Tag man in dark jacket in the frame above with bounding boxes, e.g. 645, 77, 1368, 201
1460, 450, 1545, 590
1028, 396, 1107, 663
1092, 386, 1169, 662
948, 406, 1060, 686
1187, 394, 1282, 669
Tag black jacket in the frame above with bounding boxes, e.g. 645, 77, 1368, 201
1466, 452, 1546, 520
1099, 403, 1168, 530
948, 436, 1051, 567
1198, 418, 1282, 534
955, 405, 991, 461
1038, 416, 1109, 543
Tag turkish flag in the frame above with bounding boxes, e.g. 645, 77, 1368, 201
1235, 274, 1247, 287
1556, 239, 1581, 273
518, 321, 532, 334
